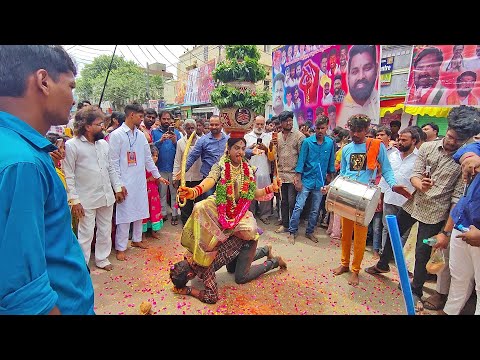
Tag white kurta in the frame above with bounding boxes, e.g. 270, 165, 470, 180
109, 123, 161, 224
244, 130, 272, 194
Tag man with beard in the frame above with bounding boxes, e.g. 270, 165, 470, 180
185, 115, 228, 198
377, 127, 419, 256
408, 46, 448, 105
332, 74, 346, 104
339, 45, 348, 73
152, 110, 182, 225
63, 106, 124, 270
245, 115, 274, 224
273, 73, 286, 116
366, 106, 480, 310
140, 108, 157, 143
173, 119, 203, 225
447, 71, 479, 105
338, 45, 380, 128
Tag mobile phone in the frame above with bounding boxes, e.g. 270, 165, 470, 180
168, 126, 175, 133
257, 138, 263, 144
55, 138, 64, 148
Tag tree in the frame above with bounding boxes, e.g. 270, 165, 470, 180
75, 55, 164, 110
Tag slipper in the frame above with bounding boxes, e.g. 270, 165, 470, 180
171, 216, 178, 226
423, 292, 447, 311
365, 265, 390, 275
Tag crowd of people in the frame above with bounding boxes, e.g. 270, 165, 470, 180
1, 45, 480, 315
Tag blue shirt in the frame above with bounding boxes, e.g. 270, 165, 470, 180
340, 141, 396, 187
295, 135, 335, 190
186, 132, 229, 178
0, 112, 94, 315
450, 142, 480, 228
152, 127, 182, 172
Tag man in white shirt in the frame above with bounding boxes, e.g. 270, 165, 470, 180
378, 127, 419, 252
63, 106, 124, 271
245, 115, 273, 224
108, 103, 169, 261
172, 119, 203, 225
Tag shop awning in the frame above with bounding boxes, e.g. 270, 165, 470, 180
380, 95, 405, 117
403, 106, 451, 118
192, 106, 217, 113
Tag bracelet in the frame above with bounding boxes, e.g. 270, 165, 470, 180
463, 154, 475, 161
194, 185, 203, 196
186, 286, 192, 295
265, 185, 272, 194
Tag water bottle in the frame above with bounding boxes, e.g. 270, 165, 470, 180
423, 237, 437, 246
455, 224, 469, 233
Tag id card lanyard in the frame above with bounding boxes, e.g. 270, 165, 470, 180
127, 130, 138, 167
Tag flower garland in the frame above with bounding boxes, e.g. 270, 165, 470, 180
215, 155, 256, 230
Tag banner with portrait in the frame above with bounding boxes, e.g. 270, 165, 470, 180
183, 59, 216, 106
271, 45, 381, 131
406, 45, 480, 107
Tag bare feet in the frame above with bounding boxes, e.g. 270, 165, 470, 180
131, 241, 149, 249
116, 251, 126, 261
348, 272, 359, 286
275, 225, 287, 234
372, 250, 380, 260
97, 264, 114, 271
286, 233, 296, 245
276, 256, 287, 269
266, 244, 273, 259
332, 265, 349, 276
305, 233, 319, 243
151, 231, 162, 240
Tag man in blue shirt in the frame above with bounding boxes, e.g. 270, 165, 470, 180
441, 141, 480, 314
332, 114, 411, 286
287, 115, 335, 244
152, 110, 182, 225
0, 45, 94, 314
185, 115, 228, 198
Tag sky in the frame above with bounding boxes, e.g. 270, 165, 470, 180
63, 45, 194, 79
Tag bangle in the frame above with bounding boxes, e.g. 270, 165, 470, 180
463, 154, 475, 161
265, 185, 272, 194
186, 286, 192, 295
194, 185, 203, 196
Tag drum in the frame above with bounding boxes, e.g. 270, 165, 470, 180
325, 175, 381, 227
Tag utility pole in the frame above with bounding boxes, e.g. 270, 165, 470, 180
146, 62, 150, 103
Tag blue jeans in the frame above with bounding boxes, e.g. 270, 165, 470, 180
288, 187, 322, 235
371, 212, 383, 252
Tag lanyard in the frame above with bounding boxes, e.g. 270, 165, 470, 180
127, 130, 138, 151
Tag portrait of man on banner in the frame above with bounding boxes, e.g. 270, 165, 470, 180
272, 45, 380, 129
406, 45, 480, 107
336, 45, 380, 128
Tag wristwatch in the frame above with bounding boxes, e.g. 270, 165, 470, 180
186, 286, 192, 295
441, 230, 452, 238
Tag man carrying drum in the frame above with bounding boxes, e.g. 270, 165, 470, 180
322, 114, 412, 286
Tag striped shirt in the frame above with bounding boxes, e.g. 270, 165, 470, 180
402, 139, 464, 224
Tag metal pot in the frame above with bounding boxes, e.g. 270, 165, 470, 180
326, 175, 381, 227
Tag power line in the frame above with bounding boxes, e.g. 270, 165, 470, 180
65, 45, 77, 51
136, 45, 154, 64
152, 45, 188, 77
125, 45, 144, 66
73, 47, 105, 56
79, 45, 114, 52
143, 46, 162, 65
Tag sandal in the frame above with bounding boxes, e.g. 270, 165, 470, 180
423, 292, 448, 311
171, 216, 178, 226
364, 265, 390, 275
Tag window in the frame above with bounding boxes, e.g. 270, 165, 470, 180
204, 46, 209, 61
264, 80, 270, 91
264, 45, 271, 53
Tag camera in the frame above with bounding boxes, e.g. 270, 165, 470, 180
168, 126, 175, 134
256, 138, 263, 144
